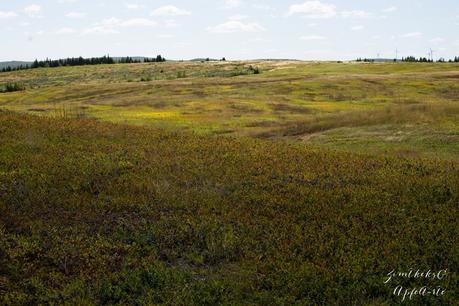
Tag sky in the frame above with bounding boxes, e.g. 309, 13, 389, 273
1, 0, 459, 61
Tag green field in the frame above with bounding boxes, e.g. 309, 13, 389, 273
1, 61, 458, 159
0, 61, 458, 304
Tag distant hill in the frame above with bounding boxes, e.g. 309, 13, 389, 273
190, 58, 300, 62
0, 61, 33, 69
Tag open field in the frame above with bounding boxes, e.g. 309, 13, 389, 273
1, 61, 459, 160
1, 62, 458, 304
0, 111, 458, 304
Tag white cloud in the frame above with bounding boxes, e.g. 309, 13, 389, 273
83, 17, 157, 35
56, 27, 76, 34
351, 25, 364, 31
126, 3, 143, 10
0, 11, 17, 18
430, 37, 445, 44
253, 37, 272, 43
223, 0, 242, 9
300, 35, 326, 41
24, 4, 42, 18
207, 20, 265, 33
288, 1, 337, 18
65, 12, 86, 18
382, 6, 397, 13
25, 29, 44, 41
151, 5, 191, 17
228, 14, 248, 21
401, 32, 422, 38
83, 26, 118, 35
252, 4, 273, 11
163, 19, 179, 28
341, 10, 370, 18
121, 18, 157, 27
157, 34, 174, 39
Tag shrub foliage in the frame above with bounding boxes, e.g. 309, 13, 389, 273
0, 112, 457, 304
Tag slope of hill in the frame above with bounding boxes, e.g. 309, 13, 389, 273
1, 61, 458, 160
0, 111, 457, 304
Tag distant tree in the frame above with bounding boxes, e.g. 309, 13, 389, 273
32, 59, 39, 68
221, 57, 226, 61
0, 54, 149, 74
403, 56, 418, 62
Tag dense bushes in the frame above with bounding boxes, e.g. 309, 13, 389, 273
0, 112, 457, 304
0, 82, 25, 93
204, 65, 260, 77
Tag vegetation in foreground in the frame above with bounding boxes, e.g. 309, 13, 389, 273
1, 61, 458, 160
0, 111, 457, 305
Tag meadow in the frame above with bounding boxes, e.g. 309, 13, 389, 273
1, 60, 458, 159
0, 61, 458, 304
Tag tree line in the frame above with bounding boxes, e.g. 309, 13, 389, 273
1, 55, 166, 73
400, 56, 459, 62
357, 56, 459, 63
118, 55, 166, 64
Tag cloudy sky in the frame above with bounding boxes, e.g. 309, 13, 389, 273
1, 0, 458, 61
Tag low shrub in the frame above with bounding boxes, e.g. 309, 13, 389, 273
0, 82, 26, 93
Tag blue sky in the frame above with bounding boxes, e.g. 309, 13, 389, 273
1, 0, 458, 61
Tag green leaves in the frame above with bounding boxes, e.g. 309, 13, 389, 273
0, 112, 457, 305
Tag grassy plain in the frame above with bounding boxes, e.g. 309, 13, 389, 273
1, 60, 458, 159
0, 61, 458, 304
0, 111, 458, 305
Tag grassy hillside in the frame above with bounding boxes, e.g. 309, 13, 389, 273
0, 111, 458, 305
1, 61, 458, 159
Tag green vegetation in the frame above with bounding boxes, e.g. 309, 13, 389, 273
0, 83, 25, 93
0, 55, 166, 73
0, 61, 458, 304
0, 111, 457, 304
0, 60, 458, 160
